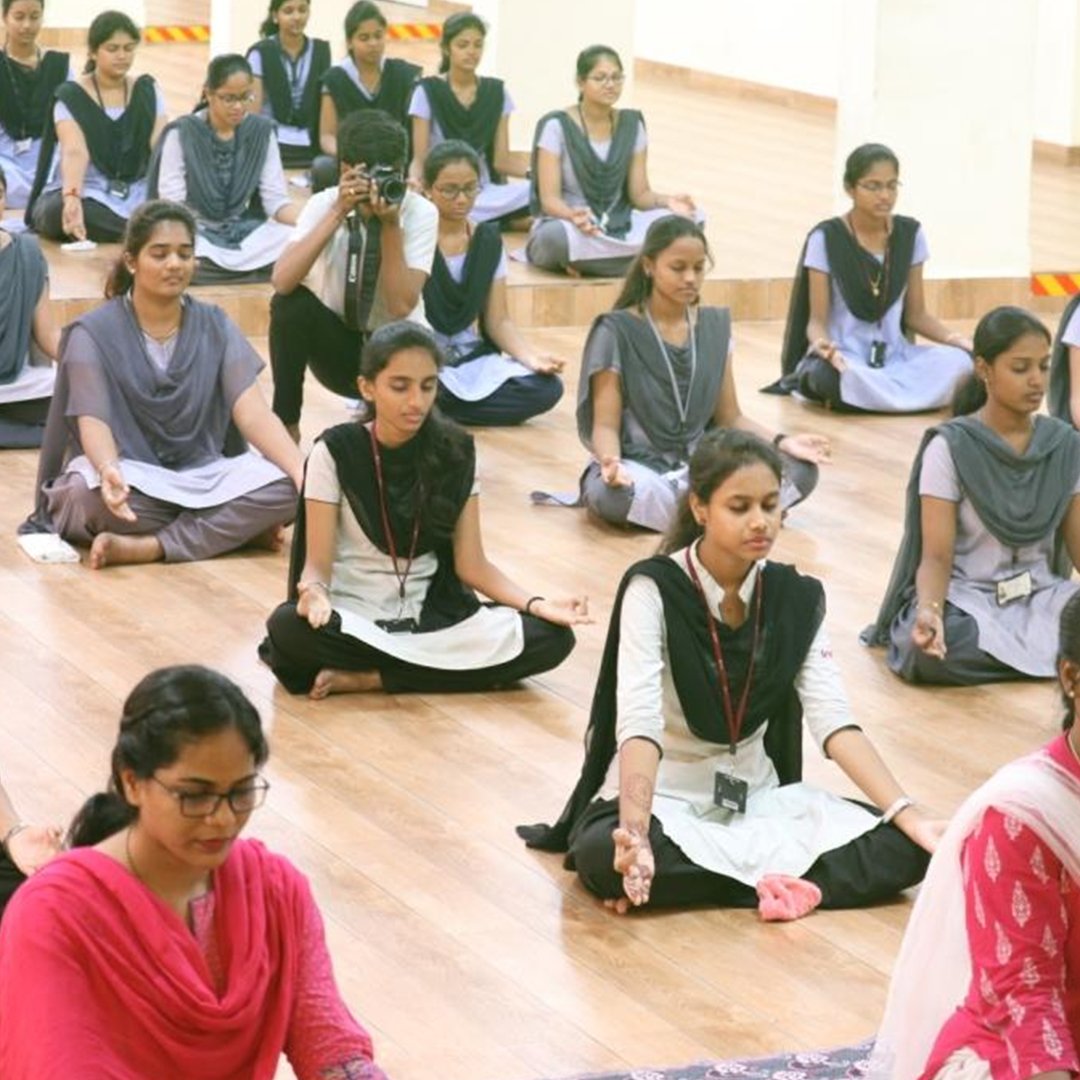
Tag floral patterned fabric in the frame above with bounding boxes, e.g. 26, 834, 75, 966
550, 1042, 874, 1080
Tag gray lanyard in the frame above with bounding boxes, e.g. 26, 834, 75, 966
645, 307, 696, 428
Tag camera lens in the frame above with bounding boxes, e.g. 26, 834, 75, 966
380, 175, 407, 205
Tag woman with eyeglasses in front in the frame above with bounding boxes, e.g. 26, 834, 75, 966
0, 665, 389, 1080
526, 44, 699, 278
148, 54, 298, 283
765, 143, 973, 413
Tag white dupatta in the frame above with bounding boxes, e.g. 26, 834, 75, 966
870, 744, 1080, 1079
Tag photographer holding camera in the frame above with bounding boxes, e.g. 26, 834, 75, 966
269, 109, 437, 439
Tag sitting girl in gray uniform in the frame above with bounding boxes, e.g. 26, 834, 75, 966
577, 215, 827, 533
865, 306, 1080, 684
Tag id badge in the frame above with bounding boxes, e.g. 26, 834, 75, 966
14, 138, 32, 156
996, 570, 1033, 607
714, 770, 748, 814
869, 340, 886, 368
107, 179, 130, 200
374, 616, 419, 634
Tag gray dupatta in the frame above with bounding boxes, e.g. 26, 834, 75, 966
576, 306, 730, 472
0, 233, 46, 385
22, 296, 261, 532
863, 414, 1080, 645
147, 112, 274, 249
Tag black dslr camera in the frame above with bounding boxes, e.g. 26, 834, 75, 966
362, 164, 408, 206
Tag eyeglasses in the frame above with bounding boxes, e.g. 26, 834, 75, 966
432, 183, 479, 200
856, 180, 902, 194
587, 73, 624, 86
215, 92, 255, 106
152, 775, 270, 818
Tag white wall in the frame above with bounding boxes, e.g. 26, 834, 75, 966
634, 0, 843, 99
1034, 0, 1077, 144
43, 0, 144, 33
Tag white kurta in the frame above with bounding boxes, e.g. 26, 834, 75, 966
303, 439, 524, 669
601, 548, 880, 886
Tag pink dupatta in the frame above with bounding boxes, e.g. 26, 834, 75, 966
0, 839, 307, 1079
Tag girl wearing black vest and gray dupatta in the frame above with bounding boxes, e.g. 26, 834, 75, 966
25, 11, 166, 242
407, 14, 529, 228
0, 0, 72, 208
577, 216, 827, 533
21, 201, 304, 569
526, 44, 700, 278
0, 164, 60, 447
519, 431, 939, 919
147, 55, 297, 284
865, 307, 1080, 685
309, 1, 419, 192
422, 141, 563, 426
765, 143, 972, 412
246, 0, 329, 169
261, 321, 588, 699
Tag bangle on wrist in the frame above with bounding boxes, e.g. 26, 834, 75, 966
99, 457, 120, 474
302, 580, 330, 595
772, 433, 787, 449
62, 188, 81, 199
2, 822, 30, 859
881, 795, 915, 825
524, 595, 544, 615
918, 598, 943, 614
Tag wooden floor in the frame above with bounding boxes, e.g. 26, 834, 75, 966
2, 10, 1076, 1080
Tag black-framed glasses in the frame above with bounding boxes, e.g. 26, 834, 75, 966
433, 183, 479, 200
152, 775, 270, 818
215, 91, 256, 107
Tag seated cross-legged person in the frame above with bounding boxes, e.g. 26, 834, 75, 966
261, 321, 588, 699
25, 10, 167, 243
422, 141, 563, 426
148, 54, 298, 284
268, 108, 436, 441
865, 306, 1080, 685
0, 165, 61, 448
21, 200, 303, 569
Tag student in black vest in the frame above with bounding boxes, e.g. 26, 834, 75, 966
520, 430, 940, 918
25, 9, 167, 242
310, 1, 419, 192
0, 0, 71, 208
422, 141, 563, 426
246, 0, 330, 169
408, 13, 530, 228
269, 109, 436, 441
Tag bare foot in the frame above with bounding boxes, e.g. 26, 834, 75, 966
247, 525, 286, 553
309, 668, 382, 700
88, 533, 164, 569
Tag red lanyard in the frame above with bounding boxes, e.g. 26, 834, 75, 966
684, 547, 764, 754
368, 423, 421, 601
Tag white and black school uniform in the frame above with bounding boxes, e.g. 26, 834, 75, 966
246, 35, 330, 169
424, 221, 561, 426
261, 421, 575, 693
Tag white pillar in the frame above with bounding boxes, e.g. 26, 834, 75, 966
836, 0, 1036, 278
471, 0, 635, 151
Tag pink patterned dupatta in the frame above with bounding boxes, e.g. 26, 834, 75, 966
870, 739, 1080, 1079
0, 839, 307, 1079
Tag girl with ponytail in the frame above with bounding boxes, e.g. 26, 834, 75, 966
0, 664, 388, 1078
261, 319, 588, 700
865, 305, 1080, 684
520, 428, 940, 920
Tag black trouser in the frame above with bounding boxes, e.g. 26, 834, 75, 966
30, 191, 128, 243
260, 602, 576, 694
0, 396, 50, 448
795, 355, 866, 412
436, 373, 563, 427
269, 288, 365, 425
0, 849, 26, 922
566, 798, 930, 910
